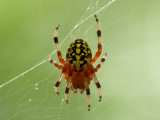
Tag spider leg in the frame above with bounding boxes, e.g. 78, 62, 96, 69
94, 52, 107, 72
92, 73, 102, 101
65, 63, 74, 104
91, 15, 102, 64
48, 58, 63, 70
54, 72, 64, 95
84, 78, 91, 111
53, 24, 66, 65
65, 76, 71, 104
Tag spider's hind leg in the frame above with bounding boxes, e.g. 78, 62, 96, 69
94, 52, 107, 72
54, 62, 69, 95
65, 64, 74, 104
65, 76, 71, 104
84, 78, 91, 111
48, 58, 63, 70
83, 65, 91, 111
87, 63, 102, 102
92, 73, 102, 101
54, 72, 64, 95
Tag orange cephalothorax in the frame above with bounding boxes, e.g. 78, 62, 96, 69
71, 71, 85, 90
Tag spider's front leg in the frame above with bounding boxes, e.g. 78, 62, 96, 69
91, 15, 102, 64
53, 24, 66, 65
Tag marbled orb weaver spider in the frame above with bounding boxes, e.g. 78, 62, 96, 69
48, 15, 107, 111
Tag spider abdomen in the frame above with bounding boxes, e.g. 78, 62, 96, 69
66, 39, 92, 72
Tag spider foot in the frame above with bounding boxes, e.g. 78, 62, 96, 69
54, 87, 59, 95
56, 24, 60, 30
88, 105, 90, 111
95, 15, 98, 22
99, 96, 102, 102
47, 57, 51, 62
48, 58, 56, 64
66, 100, 68, 104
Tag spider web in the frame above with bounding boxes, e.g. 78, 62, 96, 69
0, 0, 115, 88
1, 0, 160, 120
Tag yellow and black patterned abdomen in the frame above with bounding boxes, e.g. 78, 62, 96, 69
66, 39, 92, 72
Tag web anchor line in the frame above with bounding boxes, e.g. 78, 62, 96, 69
0, 60, 47, 88
0, 0, 116, 88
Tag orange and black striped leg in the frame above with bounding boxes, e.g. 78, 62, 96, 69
94, 52, 107, 72
84, 78, 91, 111
65, 77, 71, 104
53, 24, 65, 65
92, 73, 102, 102
86, 89, 91, 111
54, 72, 64, 95
48, 58, 63, 70
65, 87, 69, 104
91, 15, 102, 64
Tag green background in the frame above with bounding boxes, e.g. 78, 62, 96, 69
1, 0, 160, 120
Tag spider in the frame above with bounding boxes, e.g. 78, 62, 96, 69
48, 15, 107, 111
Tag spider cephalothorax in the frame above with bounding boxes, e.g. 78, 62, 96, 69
48, 15, 107, 111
